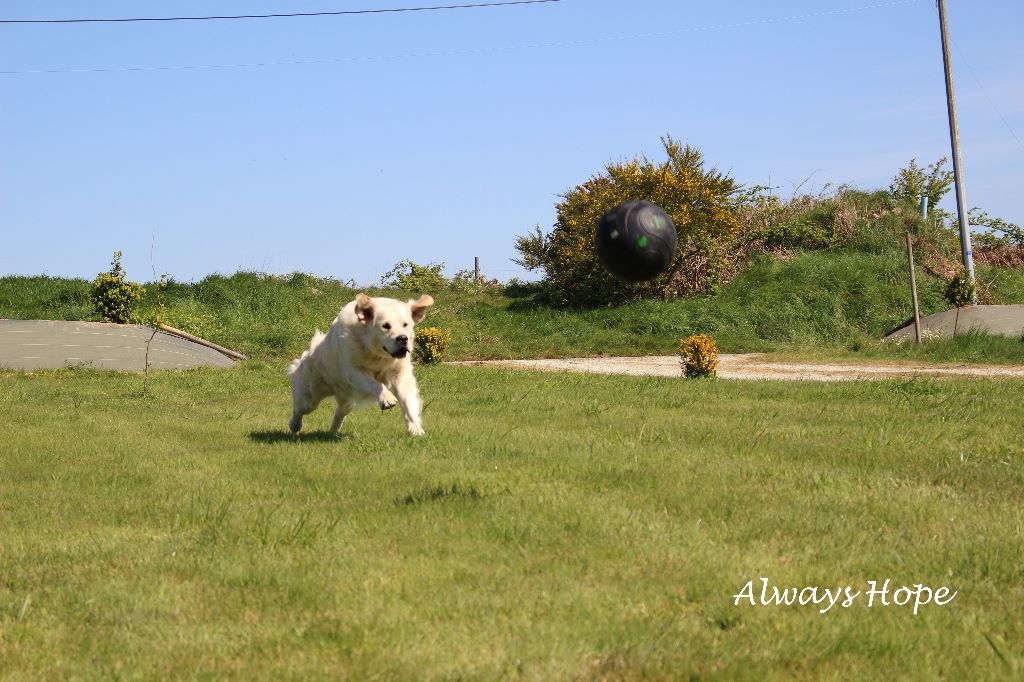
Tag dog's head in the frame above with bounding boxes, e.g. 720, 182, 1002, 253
354, 293, 434, 360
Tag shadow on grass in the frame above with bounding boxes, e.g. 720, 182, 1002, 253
395, 483, 483, 506
248, 430, 352, 444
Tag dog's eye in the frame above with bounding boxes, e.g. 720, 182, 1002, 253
382, 323, 391, 330
403, 322, 409, 328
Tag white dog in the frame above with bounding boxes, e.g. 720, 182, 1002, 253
288, 293, 434, 437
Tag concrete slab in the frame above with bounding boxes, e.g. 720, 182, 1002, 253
0, 320, 236, 371
885, 304, 1024, 342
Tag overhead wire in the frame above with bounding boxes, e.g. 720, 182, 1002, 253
0, 0, 921, 76
925, 3, 1024, 156
0, 0, 560, 25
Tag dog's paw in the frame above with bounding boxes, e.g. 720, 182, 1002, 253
379, 390, 398, 410
407, 423, 426, 437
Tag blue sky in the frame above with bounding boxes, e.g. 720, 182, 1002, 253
2, 0, 1022, 285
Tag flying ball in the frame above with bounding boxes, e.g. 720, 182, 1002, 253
595, 199, 677, 282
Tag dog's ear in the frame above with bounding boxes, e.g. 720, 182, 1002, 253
354, 293, 374, 325
409, 294, 434, 324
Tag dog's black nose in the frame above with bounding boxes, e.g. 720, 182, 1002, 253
396, 335, 409, 346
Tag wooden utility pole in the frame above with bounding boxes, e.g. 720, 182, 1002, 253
936, 0, 976, 288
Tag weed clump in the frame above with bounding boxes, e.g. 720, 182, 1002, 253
944, 269, 976, 307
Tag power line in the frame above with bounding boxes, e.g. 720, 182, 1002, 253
953, 47, 1024, 156
0, 0, 920, 75
933, 14, 1024, 155
0, 0, 560, 25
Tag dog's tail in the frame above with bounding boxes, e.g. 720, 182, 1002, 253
287, 329, 326, 376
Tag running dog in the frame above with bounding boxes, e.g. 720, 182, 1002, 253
288, 293, 434, 436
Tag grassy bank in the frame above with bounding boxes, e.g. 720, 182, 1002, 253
1, 364, 1022, 679
776, 329, 1024, 366
3, 253, 1023, 364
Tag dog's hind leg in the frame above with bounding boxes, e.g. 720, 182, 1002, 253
289, 396, 306, 434
329, 399, 353, 435
289, 397, 312, 433
289, 371, 317, 434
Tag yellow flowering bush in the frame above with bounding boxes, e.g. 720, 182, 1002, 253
514, 137, 739, 306
680, 334, 719, 379
415, 327, 451, 364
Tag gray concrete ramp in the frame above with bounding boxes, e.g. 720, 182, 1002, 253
0, 320, 236, 371
885, 304, 1024, 342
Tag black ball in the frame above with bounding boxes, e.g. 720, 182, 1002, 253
595, 200, 677, 282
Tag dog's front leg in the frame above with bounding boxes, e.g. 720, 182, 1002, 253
392, 371, 425, 436
348, 370, 397, 410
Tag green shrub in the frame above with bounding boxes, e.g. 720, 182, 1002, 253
381, 260, 447, 293
513, 136, 739, 306
970, 209, 1023, 248
944, 269, 976, 307
450, 269, 503, 293
762, 216, 836, 250
889, 157, 954, 210
90, 251, 145, 324
415, 327, 451, 364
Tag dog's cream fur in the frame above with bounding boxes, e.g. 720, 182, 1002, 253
288, 293, 434, 436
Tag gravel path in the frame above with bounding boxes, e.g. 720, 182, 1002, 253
452, 354, 1024, 381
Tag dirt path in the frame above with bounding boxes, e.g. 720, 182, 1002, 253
451, 354, 1024, 381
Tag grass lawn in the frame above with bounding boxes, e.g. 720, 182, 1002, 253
1, 363, 1022, 679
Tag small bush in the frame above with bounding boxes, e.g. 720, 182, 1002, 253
889, 157, 954, 210
381, 260, 447, 293
944, 269, 976, 307
90, 251, 145, 324
450, 269, 503, 293
680, 334, 719, 378
415, 327, 451, 364
502, 278, 544, 299
970, 209, 1023, 248
761, 216, 836, 251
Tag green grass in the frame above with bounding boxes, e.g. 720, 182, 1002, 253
0, 275, 95, 321
3, 253, 1023, 364
776, 329, 1024, 366
2, 364, 1022, 679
